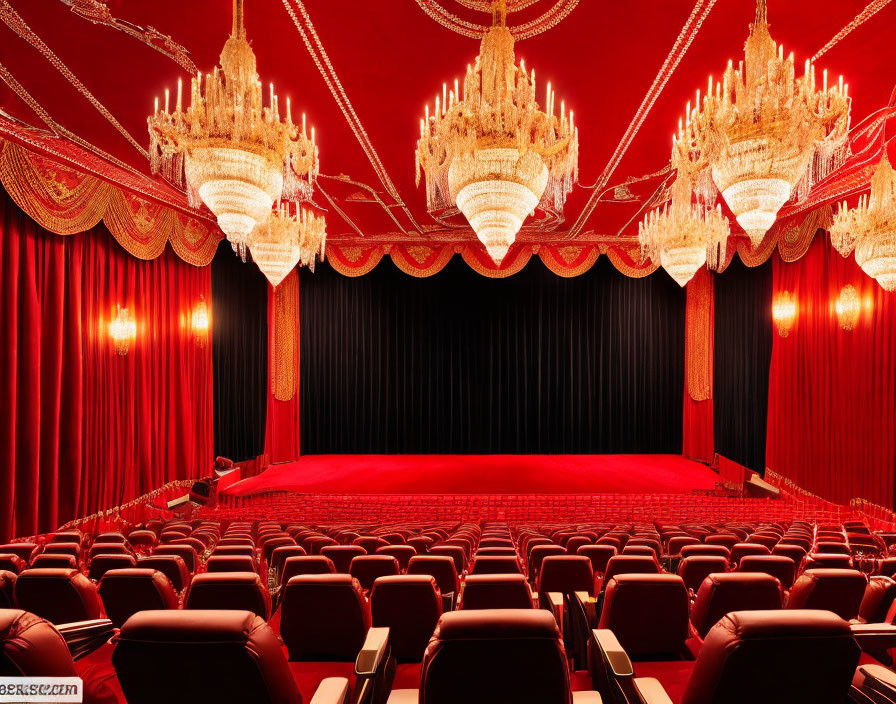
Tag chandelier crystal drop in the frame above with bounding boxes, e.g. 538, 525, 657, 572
148, 0, 319, 258
249, 202, 327, 288
679, 0, 850, 247
831, 156, 896, 291
415, 0, 578, 264
639, 166, 730, 287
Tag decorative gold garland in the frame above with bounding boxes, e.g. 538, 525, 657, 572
272, 270, 298, 402
685, 267, 713, 402
413, 0, 579, 40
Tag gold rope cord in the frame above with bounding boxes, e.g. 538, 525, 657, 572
272, 270, 298, 401
685, 267, 713, 402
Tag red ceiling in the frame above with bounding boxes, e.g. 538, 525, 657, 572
1, 0, 894, 243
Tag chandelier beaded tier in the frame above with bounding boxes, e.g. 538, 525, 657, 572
638, 168, 730, 287
148, 0, 319, 261
831, 156, 896, 291
415, 0, 578, 264
679, 0, 850, 247
250, 203, 327, 288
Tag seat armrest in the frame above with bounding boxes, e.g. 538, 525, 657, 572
858, 664, 896, 700
310, 678, 350, 704
546, 591, 565, 632
385, 690, 418, 704
356, 627, 390, 676
592, 629, 634, 677
56, 619, 115, 661
851, 624, 896, 653
572, 692, 602, 704
634, 678, 674, 704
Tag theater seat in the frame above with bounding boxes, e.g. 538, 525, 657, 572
577, 544, 617, 575
679, 545, 730, 560
805, 553, 853, 570
728, 543, 771, 565
537, 556, 594, 597
598, 574, 689, 659
320, 545, 366, 574
678, 556, 728, 596
597, 555, 660, 594
185, 572, 271, 620
689, 572, 783, 640
88, 554, 137, 582
786, 569, 867, 620
43, 542, 82, 560
94, 532, 127, 545
407, 556, 460, 606
459, 574, 534, 610
857, 576, 896, 624
112, 610, 350, 704
270, 546, 309, 579
137, 555, 190, 592
0, 543, 37, 562
428, 546, 465, 574
0, 554, 25, 575
206, 555, 257, 574
377, 545, 417, 572
470, 555, 521, 575
98, 568, 179, 627
281, 555, 337, 586
153, 545, 198, 573
350, 556, 400, 592
371, 575, 442, 662
528, 545, 565, 582
737, 555, 797, 590
126, 529, 158, 552
13, 569, 103, 625
0, 572, 16, 608
386, 609, 600, 704
30, 554, 78, 570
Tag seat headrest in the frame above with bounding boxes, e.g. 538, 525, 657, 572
119, 609, 258, 642
435, 608, 558, 641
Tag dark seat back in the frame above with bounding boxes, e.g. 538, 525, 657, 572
786, 569, 867, 620
185, 572, 271, 621
371, 575, 442, 662
13, 568, 103, 624
690, 573, 783, 639
99, 568, 179, 627
460, 574, 533, 610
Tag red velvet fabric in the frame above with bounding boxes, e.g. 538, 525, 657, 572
766, 237, 896, 508
0, 191, 213, 541
264, 271, 300, 464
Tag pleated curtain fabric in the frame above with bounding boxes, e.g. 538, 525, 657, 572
299, 257, 686, 455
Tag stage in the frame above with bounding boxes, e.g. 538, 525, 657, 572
221, 454, 720, 497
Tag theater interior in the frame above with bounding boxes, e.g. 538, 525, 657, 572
3, 0, 896, 702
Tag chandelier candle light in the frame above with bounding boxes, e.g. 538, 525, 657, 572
831, 156, 896, 291
678, 0, 850, 247
415, 0, 578, 264
148, 0, 319, 261
250, 202, 327, 288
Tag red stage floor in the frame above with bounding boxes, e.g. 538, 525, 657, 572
222, 454, 719, 497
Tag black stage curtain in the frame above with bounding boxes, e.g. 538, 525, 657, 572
713, 257, 774, 472
211, 245, 268, 461
300, 257, 686, 454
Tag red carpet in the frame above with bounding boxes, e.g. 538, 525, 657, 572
222, 454, 719, 497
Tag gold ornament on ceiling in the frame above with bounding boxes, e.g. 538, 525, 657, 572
675, 0, 850, 247
831, 156, 896, 291
415, 0, 578, 264
148, 0, 319, 265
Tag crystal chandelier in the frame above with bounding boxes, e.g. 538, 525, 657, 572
639, 165, 729, 287
415, 0, 578, 264
831, 156, 896, 291
109, 305, 137, 356
148, 0, 319, 260
250, 202, 326, 287
680, 0, 850, 246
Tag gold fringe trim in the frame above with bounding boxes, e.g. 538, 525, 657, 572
685, 267, 713, 402
271, 270, 298, 402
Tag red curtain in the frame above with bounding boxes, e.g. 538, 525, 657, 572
0, 190, 212, 541
767, 236, 896, 508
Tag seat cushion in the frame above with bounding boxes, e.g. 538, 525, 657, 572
287, 660, 355, 703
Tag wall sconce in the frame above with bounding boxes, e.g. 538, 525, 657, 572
191, 295, 210, 345
772, 291, 796, 338
835, 284, 861, 331
109, 304, 137, 355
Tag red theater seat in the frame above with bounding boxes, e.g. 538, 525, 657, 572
528, 544, 565, 581
407, 556, 460, 601
407, 536, 433, 555
270, 545, 309, 578
388, 608, 599, 703
737, 555, 797, 590
112, 610, 349, 704
771, 543, 807, 565
678, 556, 729, 596
43, 542, 82, 560
212, 545, 256, 558
815, 541, 851, 555
320, 545, 365, 574
153, 545, 198, 573
704, 534, 739, 550
786, 568, 867, 620
470, 555, 521, 576
303, 536, 337, 556
88, 554, 137, 581
857, 576, 896, 624
597, 574, 690, 659
137, 555, 190, 592
30, 554, 78, 570
537, 555, 594, 598
577, 544, 617, 576
805, 553, 853, 570
371, 575, 442, 662
597, 555, 660, 594
0, 571, 16, 608
99, 568, 179, 627
94, 532, 127, 545
0, 544, 37, 562
47, 532, 83, 545
281, 556, 337, 586
126, 530, 158, 552
679, 544, 730, 560
377, 545, 417, 572
689, 572, 783, 640
354, 536, 389, 554
459, 574, 534, 610
13, 568, 103, 625
729, 543, 771, 565
350, 555, 400, 592
185, 572, 271, 620
206, 554, 257, 574
428, 546, 465, 573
